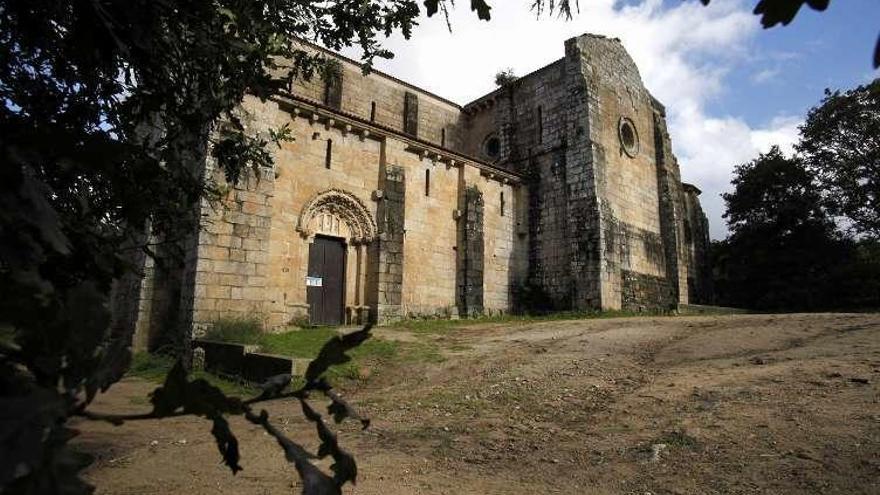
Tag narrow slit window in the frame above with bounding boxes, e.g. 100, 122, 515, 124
425, 169, 431, 197
325, 139, 332, 169
537, 106, 543, 144
500, 191, 505, 217
370, 101, 376, 122
441, 128, 446, 147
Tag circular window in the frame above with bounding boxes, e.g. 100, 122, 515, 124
484, 135, 501, 159
618, 117, 639, 157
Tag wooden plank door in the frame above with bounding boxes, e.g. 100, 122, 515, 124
306, 236, 346, 325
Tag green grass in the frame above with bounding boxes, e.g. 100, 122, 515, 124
128, 352, 257, 397
202, 318, 442, 383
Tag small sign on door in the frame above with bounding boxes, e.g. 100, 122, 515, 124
305, 276, 323, 287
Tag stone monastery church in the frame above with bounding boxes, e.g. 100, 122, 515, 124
124, 33, 711, 351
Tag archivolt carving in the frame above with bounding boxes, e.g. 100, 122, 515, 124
296, 189, 377, 243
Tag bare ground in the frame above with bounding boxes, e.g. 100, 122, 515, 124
73, 313, 880, 494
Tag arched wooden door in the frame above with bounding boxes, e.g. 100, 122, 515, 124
306, 236, 346, 325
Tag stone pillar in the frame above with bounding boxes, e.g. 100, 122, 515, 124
375, 165, 405, 323
457, 185, 485, 317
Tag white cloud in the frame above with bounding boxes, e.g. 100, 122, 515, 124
346, 0, 802, 239
751, 67, 781, 84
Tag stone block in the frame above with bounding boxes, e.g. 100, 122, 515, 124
241, 352, 294, 383
193, 339, 258, 377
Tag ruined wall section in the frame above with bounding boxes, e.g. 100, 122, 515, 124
574, 35, 672, 311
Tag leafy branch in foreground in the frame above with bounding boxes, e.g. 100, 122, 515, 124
80, 324, 374, 494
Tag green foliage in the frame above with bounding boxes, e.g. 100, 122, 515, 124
715, 146, 880, 310
716, 148, 845, 309
723, 147, 828, 235
494, 68, 518, 87
715, 77, 880, 311
204, 317, 267, 346
798, 79, 880, 238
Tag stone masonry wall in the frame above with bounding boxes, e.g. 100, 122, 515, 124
470, 49, 606, 310
574, 35, 670, 310
290, 46, 465, 153
189, 162, 275, 332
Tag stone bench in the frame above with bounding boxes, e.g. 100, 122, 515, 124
193, 339, 311, 383
192, 339, 258, 377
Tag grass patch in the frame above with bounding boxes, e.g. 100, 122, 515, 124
203, 321, 441, 383
128, 352, 257, 397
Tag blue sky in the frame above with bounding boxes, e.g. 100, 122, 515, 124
346, 0, 879, 239
709, 0, 879, 129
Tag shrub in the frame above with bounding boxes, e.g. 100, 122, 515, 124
204, 316, 266, 345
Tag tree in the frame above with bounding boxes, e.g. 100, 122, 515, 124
0, 1, 444, 493
797, 79, 880, 239
715, 147, 850, 309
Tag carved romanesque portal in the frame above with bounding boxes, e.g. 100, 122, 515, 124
296, 189, 377, 324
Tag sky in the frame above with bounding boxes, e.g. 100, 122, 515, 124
342, 0, 879, 239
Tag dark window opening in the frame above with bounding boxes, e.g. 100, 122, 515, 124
323, 67, 343, 109
370, 101, 376, 122
485, 135, 501, 159
441, 128, 446, 147
425, 169, 430, 197
537, 106, 543, 144
325, 139, 332, 169
500, 191, 505, 216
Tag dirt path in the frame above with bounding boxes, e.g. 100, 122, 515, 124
74, 313, 880, 494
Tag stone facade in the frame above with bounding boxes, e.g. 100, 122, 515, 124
124, 34, 710, 350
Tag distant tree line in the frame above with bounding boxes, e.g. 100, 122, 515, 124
712, 79, 880, 311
